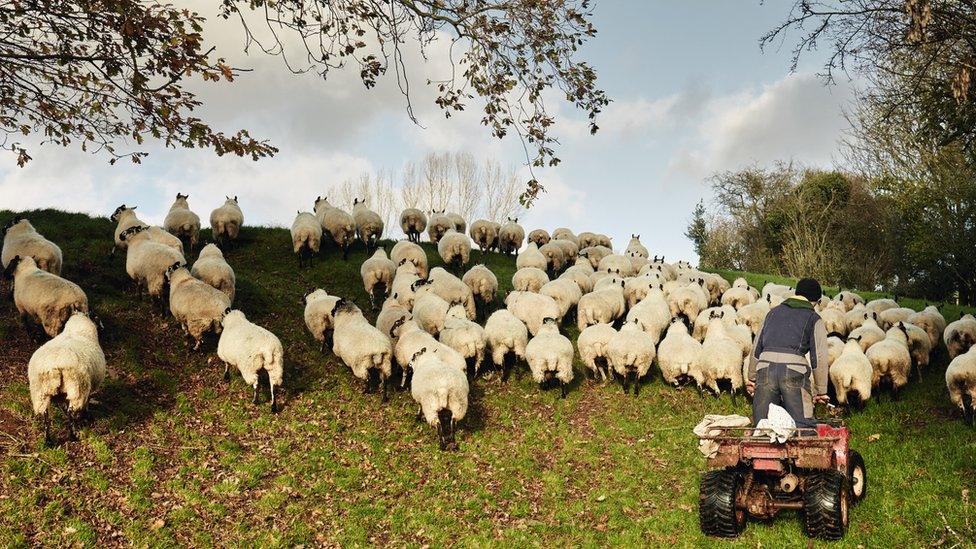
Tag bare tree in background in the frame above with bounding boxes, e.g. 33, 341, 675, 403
332, 170, 397, 230
481, 160, 526, 221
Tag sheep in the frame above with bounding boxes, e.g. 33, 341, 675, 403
408, 346, 470, 450
512, 267, 549, 293
516, 242, 548, 271
657, 318, 704, 388
191, 244, 236, 303
692, 305, 738, 342
865, 298, 899, 314
484, 309, 529, 381
845, 304, 870, 332
540, 278, 583, 321
392, 265, 423, 310
878, 307, 916, 331
865, 323, 912, 399
908, 305, 947, 349
351, 198, 384, 252
209, 196, 244, 248
624, 234, 649, 259
469, 219, 498, 253
418, 267, 477, 320
538, 242, 569, 274
945, 314, 976, 360
163, 193, 201, 252
649, 256, 679, 281
413, 292, 452, 336
696, 314, 745, 399
945, 346, 976, 425
487, 221, 502, 251
761, 282, 793, 301
437, 228, 471, 273
830, 337, 874, 409
827, 336, 845, 366
609, 319, 656, 395
820, 307, 849, 339
904, 322, 933, 377
593, 234, 613, 248
390, 240, 429, 279
598, 254, 635, 277
439, 304, 488, 377
314, 196, 357, 259
289, 211, 323, 268
27, 311, 105, 444
400, 208, 428, 243
736, 299, 770, 338
559, 262, 595, 294
624, 285, 671, 345
577, 323, 616, 381
218, 309, 284, 412
166, 263, 232, 350
576, 232, 599, 249
579, 246, 612, 270
109, 205, 183, 258
833, 290, 866, 311
446, 212, 466, 233
525, 317, 574, 397
667, 281, 708, 328
498, 218, 525, 255
577, 280, 626, 331
5, 255, 87, 340
331, 299, 394, 401
2, 217, 62, 275
551, 238, 579, 261
551, 228, 578, 246
376, 297, 412, 343
848, 315, 886, 353
528, 229, 551, 248
506, 290, 561, 336
624, 274, 665, 309
391, 318, 466, 386
303, 288, 340, 352
119, 225, 186, 310
360, 248, 396, 309
427, 210, 453, 243
462, 264, 498, 318
721, 286, 755, 311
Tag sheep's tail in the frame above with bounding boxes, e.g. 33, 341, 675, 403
213, 220, 225, 236
32, 368, 64, 414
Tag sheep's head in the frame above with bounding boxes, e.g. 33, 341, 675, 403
176, 193, 188, 200
227, 195, 238, 203
164, 261, 184, 280
301, 287, 319, 305
3, 255, 22, 279
411, 279, 432, 291
110, 204, 133, 222
409, 346, 430, 366
390, 316, 407, 338
2, 216, 25, 235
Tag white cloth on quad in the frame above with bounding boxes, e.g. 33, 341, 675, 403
694, 414, 751, 458
754, 403, 797, 443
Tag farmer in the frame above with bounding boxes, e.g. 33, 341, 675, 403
745, 278, 830, 428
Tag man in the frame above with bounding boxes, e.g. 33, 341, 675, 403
745, 278, 830, 428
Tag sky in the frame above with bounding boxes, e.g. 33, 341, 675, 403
0, 1, 856, 262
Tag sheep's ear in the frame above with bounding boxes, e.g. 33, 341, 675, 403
234, 195, 238, 202
223, 307, 231, 316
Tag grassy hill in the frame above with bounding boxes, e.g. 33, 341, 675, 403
0, 209, 974, 547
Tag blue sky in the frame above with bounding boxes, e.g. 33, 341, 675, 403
0, 1, 855, 262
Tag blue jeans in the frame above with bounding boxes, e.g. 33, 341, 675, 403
752, 363, 815, 428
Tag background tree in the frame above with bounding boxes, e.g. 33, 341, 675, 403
684, 200, 708, 260
1, 0, 609, 203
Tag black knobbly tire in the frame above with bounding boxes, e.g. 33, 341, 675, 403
803, 470, 849, 540
848, 450, 867, 504
699, 469, 746, 538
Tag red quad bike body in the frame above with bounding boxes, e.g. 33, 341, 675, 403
698, 420, 866, 541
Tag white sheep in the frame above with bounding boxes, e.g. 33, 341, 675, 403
579, 245, 612, 270
218, 309, 285, 412
525, 317, 574, 397
498, 218, 525, 255
667, 281, 708, 327
624, 234, 649, 259
761, 282, 793, 301
437, 228, 471, 272
408, 346, 470, 450
696, 315, 745, 399
845, 304, 870, 332
820, 307, 849, 338
609, 319, 656, 396
163, 193, 201, 252
446, 212, 466, 233
878, 307, 916, 331
903, 322, 932, 378
331, 300, 394, 401
551, 228, 579, 246
391, 318, 466, 386
577, 281, 626, 331
2, 217, 62, 275
516, 242, 548, 271
427, 210, 454, 243
391, 265, 423, 310
6, 255, 87, 339
865, 297, 899, 314
827, 335, 845, 366
736, 299, 770, 338
833, 290, 865, 311
303, 288, 340, 352
120, 225, 186, 310
314, 196, 357, 259
945, 346, 976, 426
527, 229, 551, 248
721, 286, 755, 310
829, 337, 874, 409
624, 274, 665, 309
462, 264, 498, 317
657, 318, 704, 388
848, 316, 886, 352
597, 253, 635, 277
360, 248, 396, 309
191, 243, 236, 303
376, 297, 412, 342
484, 309, 529, 381
469, 219, 498, 253
512, 267, 550, 293
352, 198, 384, 251
559, 262, 594, 295
908, 305, 947, 349
166, 263, 231, 350
865, 324, 912, 399
209, 196, 244, 247
391, 240, 429, 279
577, 323, 616, 382
28, 311, 105, 443
109, 205, 183, 258
418, 267, 477, 320
691, 305, 738, 342
945, 314, 976, 359
290, 211, 323, 268
439, 304, 488, 377
413, 292, 452, 336
624, 286, 671, 345
538, 241, 569, 274
540, 278, 583, 321
506, 290, 561, 336
400, 208, 428, 243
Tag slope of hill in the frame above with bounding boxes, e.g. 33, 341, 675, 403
0, 209, 973, 546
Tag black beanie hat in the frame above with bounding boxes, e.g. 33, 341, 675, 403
795, 278, 822, 302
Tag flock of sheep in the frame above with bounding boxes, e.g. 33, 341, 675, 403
2, 194, 975, 449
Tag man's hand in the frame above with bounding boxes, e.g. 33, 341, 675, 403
814, 394, 830, 405
745, 381, 755, 396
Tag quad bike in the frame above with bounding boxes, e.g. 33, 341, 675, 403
698, 419, 867, 540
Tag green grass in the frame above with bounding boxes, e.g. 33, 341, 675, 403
0, 209, 974, 547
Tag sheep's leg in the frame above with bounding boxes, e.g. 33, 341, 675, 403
560, 380, 568, 399
633, 375, 640, 397
415, 406, 423, 422
501, 355, 512, 383
252, 382, 260, 405
622, 374, 630, 394
223, 362, 230, 382
342, 246, 349, 261
731, 387, 738, 406
270, 384, 279, 414
963, 394, 974, 427
42, 410, 52, 447
916, 362, 923, 383
66, 410, 78, 442
381, 377, 389, 404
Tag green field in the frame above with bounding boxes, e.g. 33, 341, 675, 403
1, 209, 974, 547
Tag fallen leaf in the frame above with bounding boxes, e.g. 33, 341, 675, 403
151, 519, 165, 530
64, 526, 77, 535
596, 494, 606, 502
867, 433, 881, 442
